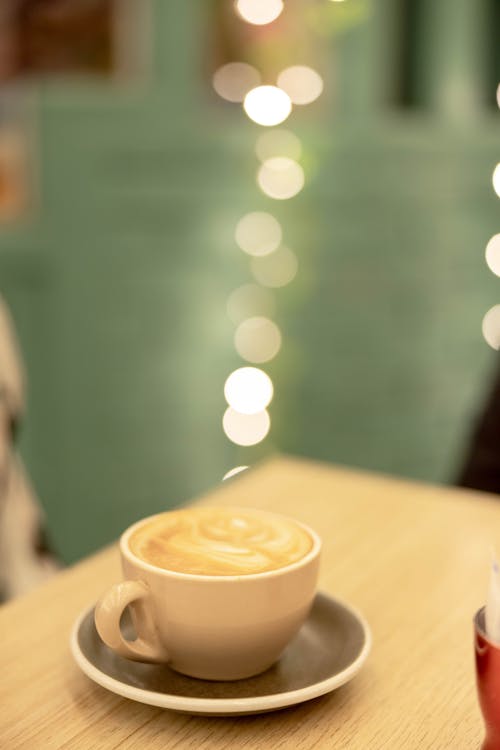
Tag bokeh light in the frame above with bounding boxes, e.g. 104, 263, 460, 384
222, 465, 249, 480
277, 66, 324, 105
497, 83, 500, 109
235, 0, 283, 25
223, 408, 271, 446
257, 157, 304, 199
243, 86, 292, 127
213, 62, 261, 103
226, 284, 275, 324
486, 235, 500, 277
224, 366, 273, 414
492, 164, 500, 198
482, 305, 500, 349
255, 129, 302, 162
234, 317, 282, 363
235, 211, 282, 256
250, 246, 298, 287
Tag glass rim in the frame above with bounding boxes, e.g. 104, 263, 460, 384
474, 605, 500, 647
474, 605, 487, 636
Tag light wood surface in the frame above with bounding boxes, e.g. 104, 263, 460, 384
0, 455, 495, 749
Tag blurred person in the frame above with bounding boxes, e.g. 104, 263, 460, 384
0, 295, 59, 601
457, 357, 500, 496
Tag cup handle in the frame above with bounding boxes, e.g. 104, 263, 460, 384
94, 580, 169, 663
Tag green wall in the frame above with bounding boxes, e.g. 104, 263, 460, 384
0, 1, 498, 564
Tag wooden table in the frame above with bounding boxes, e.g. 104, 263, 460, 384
0, 456, 495, 749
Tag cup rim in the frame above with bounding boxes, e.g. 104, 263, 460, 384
473, 605, 500, 647
474, 606, 487, 638
120, 505, 322, 581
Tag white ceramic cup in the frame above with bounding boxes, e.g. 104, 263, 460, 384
94, 507, 321, 681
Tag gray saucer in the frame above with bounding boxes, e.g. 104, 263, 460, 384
70, 591, 371, 715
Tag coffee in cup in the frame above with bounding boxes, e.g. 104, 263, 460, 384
94, 506, 321, 680
128, 506, 313, 576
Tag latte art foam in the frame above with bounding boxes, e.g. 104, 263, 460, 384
128, 508, 313, 575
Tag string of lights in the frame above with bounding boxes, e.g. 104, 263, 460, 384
482, 84, 500, 349
212, 1, 324, 479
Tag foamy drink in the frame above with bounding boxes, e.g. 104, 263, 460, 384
129, 507, 313, 576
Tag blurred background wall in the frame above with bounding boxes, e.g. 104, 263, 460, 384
0, 0, 499, 564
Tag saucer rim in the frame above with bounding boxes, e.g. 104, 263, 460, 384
69, 591, 372, 714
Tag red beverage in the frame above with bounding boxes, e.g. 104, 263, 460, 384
475, 606, 500, 750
